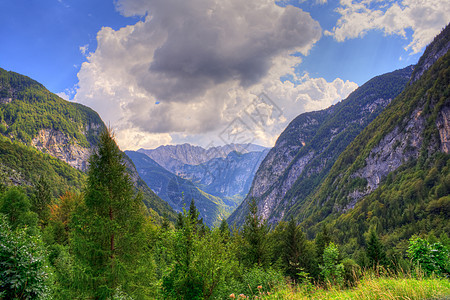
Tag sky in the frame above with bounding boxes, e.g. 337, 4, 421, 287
1, 0, 449, 150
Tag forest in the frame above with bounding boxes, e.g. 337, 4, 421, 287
0, 129, 448, 299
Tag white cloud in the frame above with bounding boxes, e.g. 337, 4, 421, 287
79, 44, 89, 56
56, 92, 70, 100
75, 0, 357, 150
325, 0, 450, 53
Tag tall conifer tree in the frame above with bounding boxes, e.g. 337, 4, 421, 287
72, 129, 147, 299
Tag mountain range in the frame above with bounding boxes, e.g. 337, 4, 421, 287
127, 144, 268, 226
229, 24, 450, 252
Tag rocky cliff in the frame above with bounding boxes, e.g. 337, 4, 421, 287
0, 68, 104, 171
299, 30, 450, 225
0, 67, 176, 221
125, 150, 228, 227
296, 26, 450, 248
228, 65, 414, 226
178, 149, 269, 202
138, 143, 267, 173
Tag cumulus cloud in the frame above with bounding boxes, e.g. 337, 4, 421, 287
325, 0, 450, 53
75, 0, 357, 150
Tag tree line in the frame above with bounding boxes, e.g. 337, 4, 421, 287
0, 129, 448, 299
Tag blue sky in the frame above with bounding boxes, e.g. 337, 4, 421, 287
1, 0, 448, 149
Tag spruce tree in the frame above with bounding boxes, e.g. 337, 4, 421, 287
315, 224, 332, 265
366, 228, 386, 268
72, 129, 148, 299
31, 175, 52, 226
283, 218, 310, 280
241, 198, 270, 268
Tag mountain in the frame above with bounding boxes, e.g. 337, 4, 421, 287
0, 68, 176, 221
134, 143, 269, 225
138, 143, 267, 173
125, 150, 230, 227
295, 25, 450, 247
228, 65, 414, 227
177, 149, 269, 202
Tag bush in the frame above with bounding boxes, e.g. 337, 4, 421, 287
407, 236, 449, 276
0, 215, 52, 299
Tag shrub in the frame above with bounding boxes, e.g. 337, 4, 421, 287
407, 236, 449, 276
0, 215, 51, 299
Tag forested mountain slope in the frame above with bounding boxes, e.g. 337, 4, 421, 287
0, 68, 175, 220
296, 27, 450, 250
228, 65, 413, 226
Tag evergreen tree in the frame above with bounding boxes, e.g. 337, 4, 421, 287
71, 129, 149, 299
189, 198, 200, 224
31, 175, 52, 226
241, 198, 270, 268
366, 228, 386, 268
283, 217, 314, 280
176, 212, 184, 229
219, 218, 230, 242
315, 224, 332, 264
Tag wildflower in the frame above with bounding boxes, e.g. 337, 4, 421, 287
230, 293, 236, 299
239, 294, 246, 299
257, 285, 262, 290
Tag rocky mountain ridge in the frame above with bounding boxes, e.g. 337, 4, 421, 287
125, 150, 227, 227
228, 65, 414, 226
138, 143, 267, 173
127, 147, 269, 226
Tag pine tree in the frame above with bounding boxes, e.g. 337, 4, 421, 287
72, 129, 148, 299
366, 228, 386, 268
283, 217, 313, 280
189, 198, 199, 224
31, 175, 52, 226
241, 198, 270, 268
315, 224, 332, 265
219, 218, 230, 242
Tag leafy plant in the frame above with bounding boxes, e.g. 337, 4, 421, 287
0, 215, 51, 299
407, 236, 449, 276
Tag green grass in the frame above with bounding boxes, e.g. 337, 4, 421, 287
233, 274, 450, 299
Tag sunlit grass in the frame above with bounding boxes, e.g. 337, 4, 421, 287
234, 273, 450, 299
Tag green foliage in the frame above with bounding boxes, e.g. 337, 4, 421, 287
0, 135, 86, 196
407, 236, 449, 276
0, 215, 51, 299
71, 129, 151, 299
241, 198, 270, 268
0, 68, 103, 148
0, 186, 38, 230
366, 228, 386, 268
31, 175, 52, 226
282, 218, 317, 281
320, 242, 344, 286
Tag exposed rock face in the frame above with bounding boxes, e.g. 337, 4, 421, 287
437, 105, 450, 153
249, 114, 325, 200
228, 65, 414, 226
410, 25, 450, 84
138, 143, 267, 173
31, 129, 92, 171
179, 149, 269, 200
125, 150, 224, 227
351, 107, 425, 202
